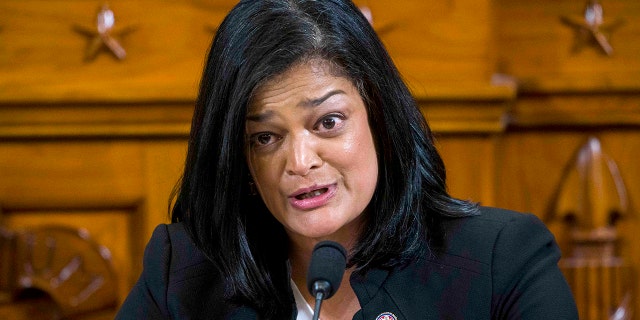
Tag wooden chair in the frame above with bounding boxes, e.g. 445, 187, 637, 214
0, 225, 118, 320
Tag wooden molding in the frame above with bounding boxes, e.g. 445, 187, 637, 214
0, 102, 193, 139
509, 92, 640, 128
0, 83, 517, 139
414, 83, 516, 134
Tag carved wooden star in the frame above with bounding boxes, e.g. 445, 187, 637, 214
73, 4, 136, 61
561, 0, 624, 56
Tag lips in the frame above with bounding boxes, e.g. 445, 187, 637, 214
289, 184, 337, 210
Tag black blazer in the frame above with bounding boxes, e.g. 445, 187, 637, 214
116, 207, 578, 319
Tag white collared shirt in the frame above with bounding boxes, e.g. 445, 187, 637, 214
291, 279, 316, 320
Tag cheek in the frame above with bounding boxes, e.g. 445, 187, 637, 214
249, 156, 274, 187
355, 144, 379, 188
341, 126, 378, 185
351, 121, 377, 162
343, 141, 373, 169
248, 154, 285, 210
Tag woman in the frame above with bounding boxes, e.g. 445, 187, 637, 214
117, 0, 578, 319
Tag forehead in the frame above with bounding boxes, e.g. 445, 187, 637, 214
249, 59, 353, 108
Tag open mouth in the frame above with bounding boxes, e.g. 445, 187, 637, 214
295, 188, 328, 200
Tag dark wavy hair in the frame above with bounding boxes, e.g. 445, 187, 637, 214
171, 0, 478, 317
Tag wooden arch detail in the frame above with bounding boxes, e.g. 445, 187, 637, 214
548, 136, 634, 320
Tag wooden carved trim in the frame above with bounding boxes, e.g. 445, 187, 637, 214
73, 3, 136, 61
549, 136, 628, 243
548, 136, 634, 319
560, 0, 625, 56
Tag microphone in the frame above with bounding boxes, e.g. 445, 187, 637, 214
306, 241, 348, 320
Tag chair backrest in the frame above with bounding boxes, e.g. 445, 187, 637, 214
0, 225, 118, 319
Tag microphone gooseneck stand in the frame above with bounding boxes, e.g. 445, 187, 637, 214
311, 280, 331, 320
306, 241, 348, 320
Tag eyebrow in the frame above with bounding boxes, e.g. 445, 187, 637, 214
298, 89, 345, 108
246, 89, 345, 122
246, 110, 273, 122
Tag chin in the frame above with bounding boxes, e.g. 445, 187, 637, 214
288, 221, 339, 239
300, 228, 339, 240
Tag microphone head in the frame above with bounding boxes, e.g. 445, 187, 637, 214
306, 240, 348, 300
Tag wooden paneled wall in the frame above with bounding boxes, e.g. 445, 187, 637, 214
1, 0, 639, 319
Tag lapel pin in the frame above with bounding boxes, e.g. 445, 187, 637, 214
376, 312, 397, 320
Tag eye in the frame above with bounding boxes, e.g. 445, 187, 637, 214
314, 114, 345, 133
250, 132, 280, 147
257, 133, 271, 145
321, 117, 336, 129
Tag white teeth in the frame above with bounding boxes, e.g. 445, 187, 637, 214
297, 188, 327, 200
309, 190, 323, 197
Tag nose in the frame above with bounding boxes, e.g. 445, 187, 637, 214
285, 133, 322, 176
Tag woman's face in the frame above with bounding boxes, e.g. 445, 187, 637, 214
245, 60, 378, 246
